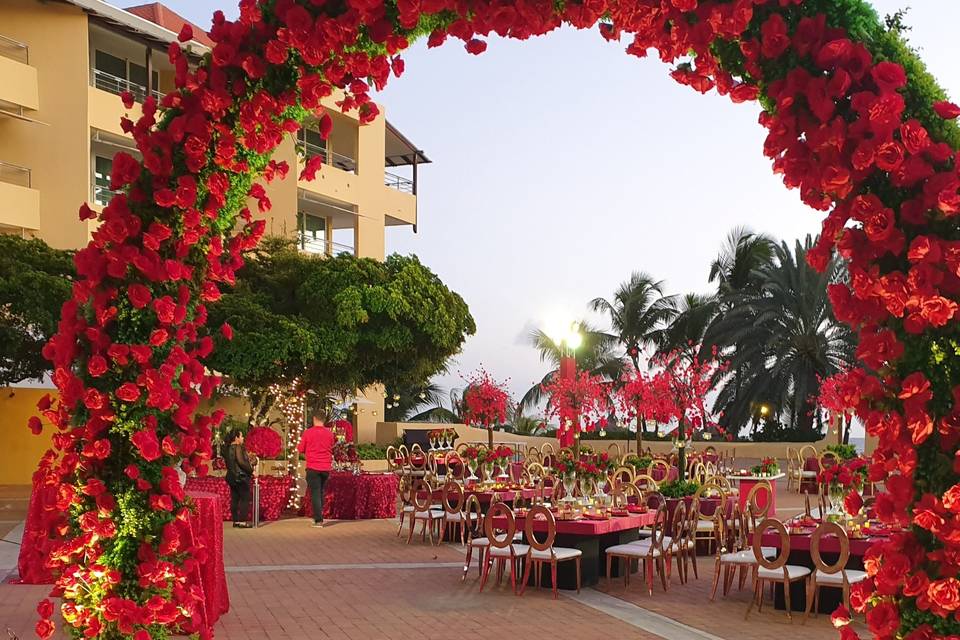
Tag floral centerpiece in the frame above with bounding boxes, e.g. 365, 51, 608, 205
820, 457, 868, 518
750, 457, 780, 477
623, 454, 653, 474
245, 426, 282, 459
461, 368, 511, 448
483, 445, 514, 481
542, 370, 611, 450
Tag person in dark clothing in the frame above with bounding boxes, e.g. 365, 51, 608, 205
224, 429, 254, 528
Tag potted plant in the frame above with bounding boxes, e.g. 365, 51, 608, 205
750, 457, 780, 477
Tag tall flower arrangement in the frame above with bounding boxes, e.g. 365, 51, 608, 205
461, 369, 510, 448
23, 0, 960, 637
614, 368, 674, 449
542, 370, 611, 453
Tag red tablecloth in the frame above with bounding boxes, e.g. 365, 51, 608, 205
493, 511, 655, 536
761, 529, 881, 557
650, 465, 680, 482
16, 484, 229, 628
303, 472, 398, 520
185, 475, 293, 521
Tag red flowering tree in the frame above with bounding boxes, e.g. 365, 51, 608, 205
645, 352, 727, 480
818, 367, 868, 445
542, 370, 611, 455
25, 0, 960, 637
614, 367, 673, 451
461, 369, 511, 448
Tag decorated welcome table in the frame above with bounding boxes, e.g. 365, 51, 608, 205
185, 475, 293, 521
304, 471, 398, 520
726, 473, 785, 516
17, 487, 229, 629
490, 510, 656, 588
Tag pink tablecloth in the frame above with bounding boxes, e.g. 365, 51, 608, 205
761, 529, 880, 557
17, 485, 229, 628
303, 472, 398, 520
185, 475, 293, 521
493, 511, 655, 536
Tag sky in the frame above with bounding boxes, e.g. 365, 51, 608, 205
145, 1, 958, 414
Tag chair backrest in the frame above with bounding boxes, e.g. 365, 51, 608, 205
441, 480, 465, 515
752, 518, 790, 574
645, 491, 666, 512
671, 500, 688, 544
810, 521, 850, 580
712, 509, 728, 557
689, 462, 708, 484
526, 462, 546, 481
799, 444, 817, 462
386, 445, 399, 473
455, 442, 470, 455
785, 446, 798, 467
398, 476, 413, 505
607, 443, 623, 460
540, 442, 556, 458
648, 459, 671, 481
648, 503, 668, 551
411, 479, 433, 511
484, 502, 517, 549
819, 451, 840, 472
634, 474, 659, 492
524, 505, 556, 556
613, 465, 636, 487
745, 480, 773, 526
411, 443, 424, 455
464, 494, 484, 542
445, 451, 465, 481
613, 482, 642, 507
695, 480, 725, 502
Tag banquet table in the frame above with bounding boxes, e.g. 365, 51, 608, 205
490, 510, 656, 588
727, 473, 785, 515
303, 471, 398, 520
185, 475, 293, 522
16, 487, 229, 630
760, 518, 887, 613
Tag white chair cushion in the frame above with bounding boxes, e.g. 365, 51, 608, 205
402, 505, 415, 513
444, 512, 479, 522
470, 532, 521, 546
757, 564, 811, 580
696, 521, 715, 531
815, 569, 868, 585
531, 546, 582, 561
489, 544, 529, 557
800, 471, 818, 478
416, 510, 444, 519
719, 547, 777, 564
607, 542, 662, 558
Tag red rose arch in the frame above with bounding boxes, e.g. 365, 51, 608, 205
26, 0, 960, 637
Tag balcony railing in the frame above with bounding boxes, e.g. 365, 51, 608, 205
92, 184, 120, 206
0, 35, 29, 65
0, 161, 31, 188
297, 140, 357, 174
384, 171, 414, 194
297, 233, 354, 256
92, 69, 164, 104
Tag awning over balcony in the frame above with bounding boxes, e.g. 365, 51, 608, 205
384, 120, 430, 167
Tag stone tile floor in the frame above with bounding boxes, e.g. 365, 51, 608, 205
0, 478, 864, 639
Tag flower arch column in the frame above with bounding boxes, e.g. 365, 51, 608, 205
29, 0, 960, 638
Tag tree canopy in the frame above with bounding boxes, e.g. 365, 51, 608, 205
206, 238, 475, 410
0, 235, 73, 386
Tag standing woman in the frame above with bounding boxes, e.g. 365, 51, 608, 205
224, 429, 254, 529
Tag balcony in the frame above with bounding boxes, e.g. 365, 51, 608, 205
297, 139, 357, 174
384, 171, 414, 194
0, 35, 39, 115
92, 69, 163, 104
0, 162, 40, 232
297, 232, 355, 256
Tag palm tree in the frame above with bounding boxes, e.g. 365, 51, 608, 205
590, 273, 676, 449
407, 387, 465, 423
706, 235, 855, 435
589, 272, 677, 370
519, 320, 623, 412
654, 292, 717, 364
708, 227, 776, 297
383, 382, 446, 422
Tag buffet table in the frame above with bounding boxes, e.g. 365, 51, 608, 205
185, 475, 293, 521
17, 486, 229, 629
303, 472, 398, 520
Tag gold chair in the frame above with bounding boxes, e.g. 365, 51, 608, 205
407, 478, 444, 545
607, 442, 623, 460
634, 473, 659, 493
746, 518, 811, 621
613, 465, 636, 488
396, 475, 414, 536
439, 480, 477, 544
785, 446, 799, 492
649, 459, 671, 482
480, 503, 528, 593
744, 480, 773, 532
605, 503, 669, 595
518, 505, 583, 598
461, 494, 486, 581
804, 522, 867, 619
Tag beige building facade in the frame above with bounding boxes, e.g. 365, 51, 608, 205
0, 0, 429, 464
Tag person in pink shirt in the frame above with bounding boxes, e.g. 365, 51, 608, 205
298, 412, 336, 528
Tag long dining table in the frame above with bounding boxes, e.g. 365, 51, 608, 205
490, 509, 656, 589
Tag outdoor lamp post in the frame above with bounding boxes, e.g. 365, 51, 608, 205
547, 322, 582, 448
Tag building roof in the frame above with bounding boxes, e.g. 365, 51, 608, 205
123, 3, 215, 47
58, 0, 210, 53
385, 121, 431, 167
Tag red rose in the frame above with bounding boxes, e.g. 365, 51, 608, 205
944, 483, 960, 513
904, 572, 931, 597
760, 14, 789, 59
875, 141, 904, 171
131, 428, 161, 462
124, 464, 140, 479
901, 120, 930, 155
220, 322, 234, 340
128, 284, 152, 309
843, 490, 863, 515
27, 416, 43, 435
116, 383, 141, 403
866, 601, 899, 637
831, 604, 850, 628
920, 296, 957, 327
149, 328, 169, 347
152, 296, 177, 324
934, 101, 960, 119
36, 599, 54, 619
35, 620, 55, 640
149, 493, 174, 512
870, 61, 907, 92
465, 39, 487, 55
83, 388, 105, 410
928, 578, 960, 611
87, 354, 108, 378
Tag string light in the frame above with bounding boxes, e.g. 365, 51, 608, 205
267, 378, 307, 511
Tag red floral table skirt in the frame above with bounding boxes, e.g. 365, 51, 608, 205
185, 475, 293, 521
17, 484, 229, 629
302, 472, 398, 520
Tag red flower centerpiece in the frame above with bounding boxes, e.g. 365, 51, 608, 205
245, 426, 281, 460
461, 368, 511, 448
542, 370, 611, 450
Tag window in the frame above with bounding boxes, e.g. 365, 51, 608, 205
94, 156, 114, 206
297, 128, 327, 160
297, 212, 328, 253
93, 50, 159, 102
